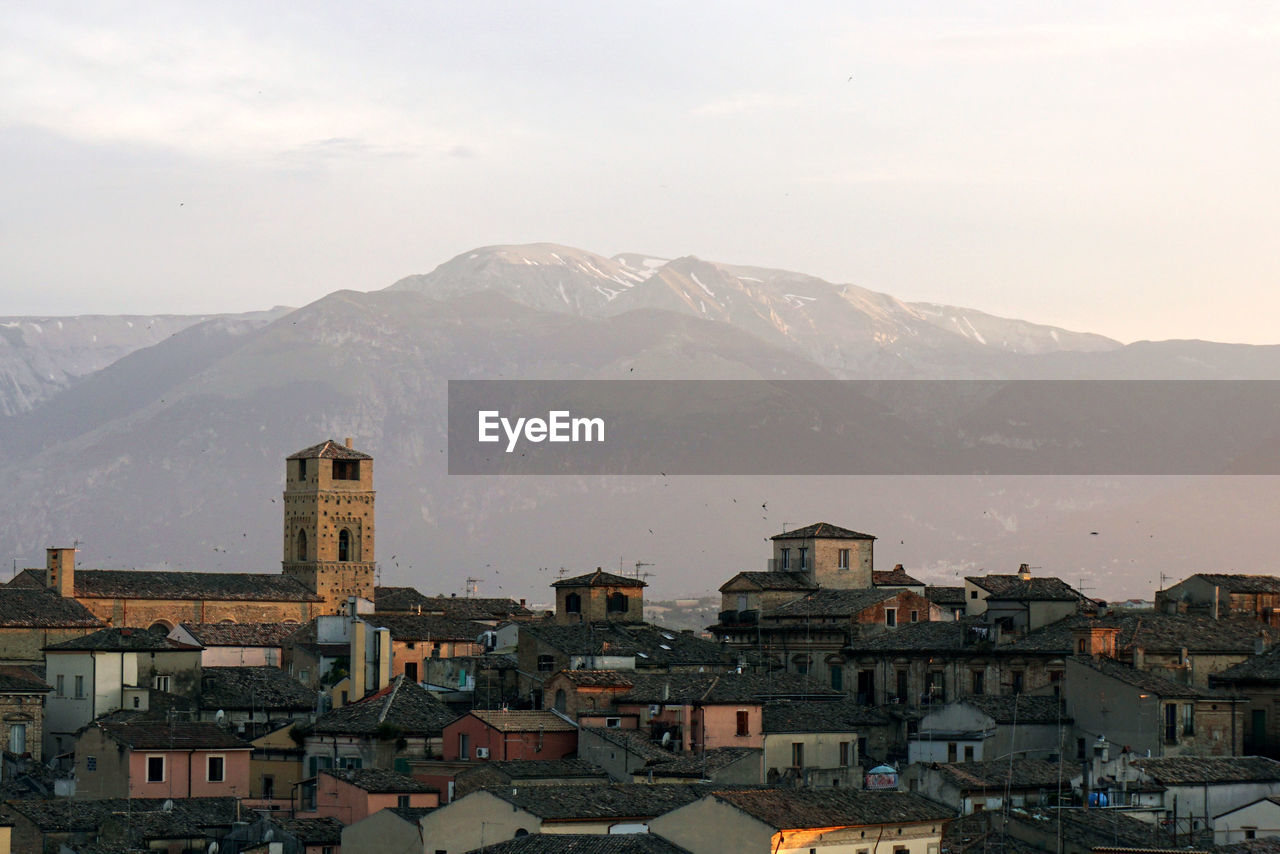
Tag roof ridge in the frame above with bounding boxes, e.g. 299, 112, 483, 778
378, 675, 403, 724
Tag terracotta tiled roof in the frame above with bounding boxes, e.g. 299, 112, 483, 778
177, 622, 299, 647
0, 665, 51, 693
925, 586, 967, 606
93, 720, 251, 751
968, 574, 1085, 602
762, 699, 893, 733
198, 666, 316, 711
766, 588, 902, 618
875, 566, 925, 586
269, 816, 345, 845
1005, 613, 1280, 656
1192, 574, 1280, 594
486, 782, 707, 820
375, 587, 533, 619
640, 747, 761, 779
718, 572, 816, 593
1014, 809, 1169, 850
4, 796, 237, 833
46, 627, 202, 652
771, 522, 875, 541
934, 759, 1063, 791
578, 725, 671, 762
70, 570, 322, 602
312, 675, 454, 737
1071, 655, 1223, 699
287, 439, 371, 460
952, 695, 1067, 725
552, 569, 646, 588
711, 788, 951, 829
520, 622, 725, 667
552, 670, 636, 688
322, 767, 435, 793
455, 759, 609, 785
1132, 756, 1280, 785
462, 834, 693, 854
468, 709, 577, 733
1214, 644, 1280, 683
0, 587, 105, 628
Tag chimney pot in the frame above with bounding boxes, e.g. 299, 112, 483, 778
344, 437, 353, 448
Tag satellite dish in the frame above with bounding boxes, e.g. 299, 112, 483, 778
207, 844, 219, 854
162, 799, 174, 811
215, 710, 226, 724
264, 829, 274, 842
661, 731, 672, 747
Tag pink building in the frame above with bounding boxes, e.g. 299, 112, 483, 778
442, 710, 578, 761
73, 720, 251, 800
301, 768, 439, 824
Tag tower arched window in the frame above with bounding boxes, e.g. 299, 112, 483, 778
338, 529, 351, 562
296, 529, 308, 562
607, 592, 628, 614
565, 592, 582, 614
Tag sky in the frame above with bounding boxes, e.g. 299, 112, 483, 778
3, 2, 1279, 344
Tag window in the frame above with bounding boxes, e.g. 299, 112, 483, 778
8, 724, 26, 755
605, 717, 621, 728
263, 775, 275, 798
296, 529, 308, 562
537, 655, 555, 673
132, 696, 140, 708
792, 742, 805, 767
86, 755, 97, 771
970, 589, 978, 599
565, 592, 582, 614
74, 675, 84, 699
947, 742, 957, 762
459, 732, 470, 760
332, 459, 360, 480
607, 592, 628, 613
971, 671, 985, 695
896, 670, 908, 702
154, 675, 170, 693
885, 608, 897, 628
1183, 703, 1195, 736
207, 755, 225, 783
298, 458, 308, 480
838, 549, 850, 569
56, 675, 64, 697
736, 710, 750, 736
1076, 737, 1086, 759
1011, 671, 1025, 694
798, 547, 808, 569
1077, 638, 1087, 654
338, 529, 351, 562
964, 745, 975, 761
404, 661, 418, 682
829, 663, 843, 691
1246, 829, 1258, 840
910, 610, 919, 622
398, 795, 411, 809
840, 741, 851, 766
147, 755, 165, 783
781, 548, 790, 569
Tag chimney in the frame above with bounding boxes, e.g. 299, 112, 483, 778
1018, 563, 1032, 581
46, 547, 75, 598
1133, 645, 1145, 670
344, 437, 353, 449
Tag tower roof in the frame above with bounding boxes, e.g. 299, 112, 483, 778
770, 522, 875, 541
552, 568, 646, 588
287, 439, 372, 460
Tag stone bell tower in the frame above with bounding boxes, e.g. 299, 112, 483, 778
282, 438, 376, 613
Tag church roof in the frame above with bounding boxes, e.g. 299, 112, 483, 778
46, 627, 202, 652
287, 439, 371, 460
770, 523, 875, 541
0, 586, 105, 627
66, 570, 323, 602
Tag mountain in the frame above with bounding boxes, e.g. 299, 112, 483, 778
4, 243, 1280, 603
388, 244, 1120, 377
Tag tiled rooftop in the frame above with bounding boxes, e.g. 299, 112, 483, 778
552, 569, 646, 588
176, 622, 299, 646
198, 666, 316, 711
93, 720, 251, 751
287, 439, 371, 460
46, 627, 202, 652
875, 566, 925, 587
933, 758, 1064, 790
711, 788, 952, 829
0, 587, 105, 628
1132, 756, 1280, 785
488, 782, 708, 820
312, 675, 455, 737
771, 522, 876, 541
323, 767, 436, 793
461, 834, 693, 854
968, 574, 1085, 602
718, 571, 817, 593
616, 671, 839, 705
364, 613, 489, 641
468, 709, 578, 733
68, 570, 322, 602
521, 622, 725, 667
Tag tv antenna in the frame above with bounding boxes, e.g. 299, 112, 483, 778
634, 561, 654, 582
464, 577, 481, 598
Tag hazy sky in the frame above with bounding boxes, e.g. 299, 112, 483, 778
3, 2, 1278, 344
